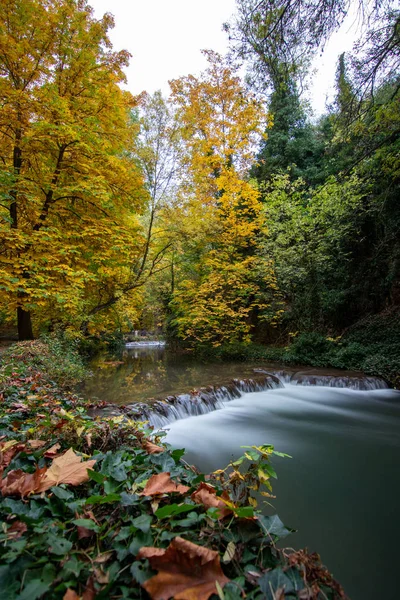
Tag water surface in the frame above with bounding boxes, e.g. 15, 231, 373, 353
84, 348, 400, 600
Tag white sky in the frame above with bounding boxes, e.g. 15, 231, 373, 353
90, 0, 357, 116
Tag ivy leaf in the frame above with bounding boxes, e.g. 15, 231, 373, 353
131, 513, 153, 533
257, 515, 292, 540
86, 493, 121, 505
155, 503, 196, 519
47, 534, 73, 555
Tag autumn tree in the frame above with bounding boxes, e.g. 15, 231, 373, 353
166, 52, 282, 346
133, 91, 181, 330
0, 0, 147, 339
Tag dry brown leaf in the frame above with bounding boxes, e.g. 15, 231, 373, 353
82, 576, 96, 600
63, 590, 79, 600
143, 440, 164, 454
44, 443, 61, 458
137, 536, 230, 600
0, 467, 47, 497
7, 521, 27, 539
94, 551, 113, 564
191, 482, 233, 520
93, 567, 109, 585
36, 448, 96, 492
27, 440, 46, 449
0, 440, 26, 467
77, 526, 94, 540
139, 472, 190, 496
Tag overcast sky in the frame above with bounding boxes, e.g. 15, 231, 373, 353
90, 0, 357, 115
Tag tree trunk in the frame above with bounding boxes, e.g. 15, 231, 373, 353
17, 306, 34, 340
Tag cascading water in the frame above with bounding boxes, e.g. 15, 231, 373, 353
161, 378, 399, 600
122, 370, 388, 427
85, 351, 398, 599
123, 375, 282, 427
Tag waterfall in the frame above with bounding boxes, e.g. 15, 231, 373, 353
123, 375, 282, 427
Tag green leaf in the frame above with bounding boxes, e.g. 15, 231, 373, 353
47, 534, 73, 555
120, 492, 139, 506
259, 566, 304, 599
88, 469, 107, 484
257, 514, 292, 539
86, 493, 121, 505
72, 519, 100, 532
171, 448, 185, 463
16, 580, 51, 600
128, 530, 153, 556
271, 450, 292, 458
51, 486, 74, 501
131, 514, 152, 533
0, 565, 20, 597
234, 506, 254, 518
244, 449, 261, 462
17, 564, 56, 600
130, 560, 155, 584
155, 503, 196, 519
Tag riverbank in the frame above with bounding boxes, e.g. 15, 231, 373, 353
190, 309, 400, 389
0, 340, 346, 599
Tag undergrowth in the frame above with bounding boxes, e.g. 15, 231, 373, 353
194, 310, 400, 388
0, 341, 346, 599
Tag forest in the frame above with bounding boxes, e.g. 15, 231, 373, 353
0, 0, 399, 383
0, 1, 399, 599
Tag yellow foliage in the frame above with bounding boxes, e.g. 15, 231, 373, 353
0, 0, 148, 335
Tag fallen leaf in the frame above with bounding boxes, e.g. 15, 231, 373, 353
222, 542, 236, 564
7, 521, 27, 539
77, 526, 94, 540
44, 443, 61, 458
63, 590, 79, 600
27, 440, 46, 449
82, 576, 96, 600
137, 536, 230, 600
94, 551, 113, 563
93, 567, 109, 585
36, 448, 96, 492
191, 482, 233, 519
0, 467, 47, 497
143, 440, 164, 454
0, 441, 26, 467
139, 472, 190, 496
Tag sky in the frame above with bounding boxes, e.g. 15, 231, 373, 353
90, 0, 358, 115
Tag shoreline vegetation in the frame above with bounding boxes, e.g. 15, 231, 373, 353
0, 339, 347, 599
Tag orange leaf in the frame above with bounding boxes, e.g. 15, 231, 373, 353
137, 536, 230, 600
63, 590, 79, 600
143, 440, 164, 454
0, 467, 47, 497
36, 448, 96, 492
82, 576, 96, 600
191, 482, 233, 520
139, 472, 190, 496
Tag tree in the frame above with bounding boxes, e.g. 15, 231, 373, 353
226, 0, 396, 94
167, 52, 282, 346
0, 0, 147, 339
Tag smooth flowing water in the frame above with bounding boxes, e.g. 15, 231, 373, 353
85, 348, 400, 600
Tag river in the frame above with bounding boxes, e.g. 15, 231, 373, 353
84, 346, 400, 600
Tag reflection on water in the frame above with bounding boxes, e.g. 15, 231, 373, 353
83, 347, 288, 405
84, 348, 400, 600
165, 385, 400, 600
